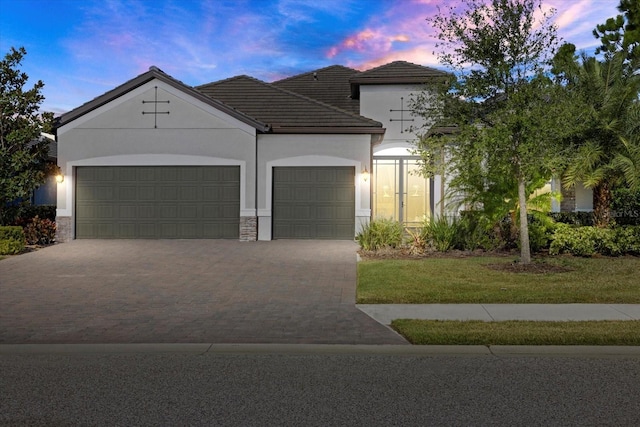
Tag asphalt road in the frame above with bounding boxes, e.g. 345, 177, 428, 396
2, 348, 639, 426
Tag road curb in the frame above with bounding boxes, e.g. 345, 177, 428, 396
1, 343, 639, 356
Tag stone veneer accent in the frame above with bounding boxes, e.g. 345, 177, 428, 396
55, 216, 73, 243
560, 186, 576, 212
240, 216, 257, 241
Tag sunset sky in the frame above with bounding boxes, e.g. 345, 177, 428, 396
0, 0, 622, 115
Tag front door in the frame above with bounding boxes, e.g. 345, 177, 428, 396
373, 157, 432, 227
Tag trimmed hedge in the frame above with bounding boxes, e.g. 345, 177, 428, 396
549, 224, 640, 257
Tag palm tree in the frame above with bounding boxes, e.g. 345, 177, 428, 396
559, 50, 640, 227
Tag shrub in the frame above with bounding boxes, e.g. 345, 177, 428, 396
549, 224, 637, 257
525, 212, 556, 253
356, 219, 404, 251
611, 187, 640, 226
1, 204, 56, 225
549, 212, 594, 226
456, 211, 495, 251
0, 226, 26, 255
0, 239, 25, 255
422, 216, 459, 252
23, 216, 56, 245
613, 226, 640, 255
0, 226, 26, 241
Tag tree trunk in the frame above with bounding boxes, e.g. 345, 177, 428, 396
518, 178, 531, 264
592, 181, 612, 228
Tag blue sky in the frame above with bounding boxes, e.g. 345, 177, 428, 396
0, 0, 621, 115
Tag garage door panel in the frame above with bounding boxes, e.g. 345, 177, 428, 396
180, 205, 198, 218
118, 223, 136, 238
119, 205, 136, 218
76, 166, 240, 239
139, 223, 156, 238
273, 167, 355, 240
136, 168, 156, 181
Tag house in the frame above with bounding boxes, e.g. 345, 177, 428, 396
54, 60, 453, 241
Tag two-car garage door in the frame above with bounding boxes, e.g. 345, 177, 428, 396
75, 166, 240, 239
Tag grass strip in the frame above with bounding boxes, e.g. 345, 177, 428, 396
357, 256, 640, 303
392, 319, 640, 345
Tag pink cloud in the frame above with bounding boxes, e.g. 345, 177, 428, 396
327, 28, 412, 59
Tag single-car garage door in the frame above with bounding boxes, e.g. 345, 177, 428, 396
75, 166, 240, 239
273, 166, 355, 239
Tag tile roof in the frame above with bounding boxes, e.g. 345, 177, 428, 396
349, 61, 450, 85
196, 75, 383, 134
272, 65, 360, 114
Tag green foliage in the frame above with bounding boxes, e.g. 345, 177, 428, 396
1, 204, 56, 225
0, 239, 24, 255
0, 225, 25, 255
525, 212, 556, 253
22, 215, 56, 245
549, 212, 595, 226
422, 216, 459, 252
553, 43, 640, 227
0, 225, 25, 241
415, 0, 574, 263
593, 0, 640, 63
356, 219, 404, 251
1, 47, 54, 221
549, 224, 640, 257
612, 185, 640, 225
455, 211, 502, 251
614, 226, 640, 255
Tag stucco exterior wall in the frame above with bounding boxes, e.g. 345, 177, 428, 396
360, 84, 429, 144
256, 133, 371, 240
56, 79, 258, 239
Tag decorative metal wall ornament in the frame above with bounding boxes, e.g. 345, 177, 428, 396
142, 86, 170, 128
389, 96, 414, 133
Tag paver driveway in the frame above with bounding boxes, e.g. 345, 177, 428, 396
0, 240, 406, 345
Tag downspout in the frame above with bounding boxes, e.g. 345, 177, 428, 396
255, 131, 259, 240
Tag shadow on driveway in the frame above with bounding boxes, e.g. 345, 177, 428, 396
0, 240, 406, 345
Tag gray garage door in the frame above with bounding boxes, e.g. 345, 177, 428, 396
76, 166, 240, 239
273, 166, 355, 239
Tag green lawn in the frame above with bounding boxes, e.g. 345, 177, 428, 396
357, 256, 640, 303
392, 319, 640, 345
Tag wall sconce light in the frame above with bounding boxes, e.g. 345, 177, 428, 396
361, 166, 369, 182
55, 174, 64, 183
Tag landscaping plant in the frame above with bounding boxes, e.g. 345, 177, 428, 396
356, 218, 404, 251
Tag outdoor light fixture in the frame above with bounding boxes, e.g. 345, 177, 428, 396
55, 174, 64, 183
361, 167, 369, 182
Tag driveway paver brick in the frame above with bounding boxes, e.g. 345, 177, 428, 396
0, 240, 406, 345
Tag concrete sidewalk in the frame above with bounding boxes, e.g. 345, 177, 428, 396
357, 304, 640, 325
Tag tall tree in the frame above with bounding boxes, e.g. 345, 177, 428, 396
413, 0, 571, 264
0, 47, 53, 223
553, 45, 640, 227
593, 0, 640, 63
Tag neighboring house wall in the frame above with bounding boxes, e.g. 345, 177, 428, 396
256, 133, 371, 241
32, 175, 57, 205
554, 180, 594, 212
575, 184, 594, 211
56, 79, 258, 241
